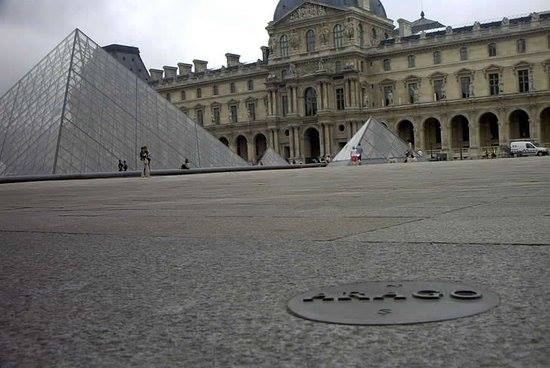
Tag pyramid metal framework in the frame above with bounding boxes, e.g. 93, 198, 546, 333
258, 147, 289, 166
330, 118, 420, 165
0, 30, 247, 176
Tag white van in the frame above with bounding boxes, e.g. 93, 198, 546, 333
510, 141, 549, 157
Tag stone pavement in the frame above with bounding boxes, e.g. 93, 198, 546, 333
0, 157, 548, 367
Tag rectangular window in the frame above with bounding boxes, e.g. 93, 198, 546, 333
335, 61, 342, 72
196, 109, 204, 125
181, 90, 186, 100
212, 107, 220, 124
282, 95, 289, 116
407, 82, 418, 104
518, 69, 530, 93
517, 39, 527, 54
361, 88, 367, 108
336, 88, 345, 110
166, 93, 171, 102
434, 79, 445, 101
213, 85, 218, 95
230, 105, 238, 123
383, 58, 391, 71
433, 51, 441, 65
383, 85, 394, 106
408, 55, 415, 68
460, 47, 468, 61
196, 88, 202, 99
488, 43, 497, 57
489, 73, 500, 96
460, 76, 471, 98
247, 102, 256, 121
247, 80, 254, 91
230, 82, 236, 94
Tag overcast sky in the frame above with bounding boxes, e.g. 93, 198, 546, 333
0, 0, 548, 95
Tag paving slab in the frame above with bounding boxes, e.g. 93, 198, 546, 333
0, 157, 549, 367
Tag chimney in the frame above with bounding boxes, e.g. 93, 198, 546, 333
193, 59, 208, 73
163, 66, 178, 78
225, 53, 241, 68
149, 69, 164, 81
358, 0, 370, 11
261, 46, 269, 63
178, 63, 193, 76
397, 19, 412, 38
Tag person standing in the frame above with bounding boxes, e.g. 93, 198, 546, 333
140, 146, 151, 178
350, 146, 358, 165
118, 160, 124, 172
123, 161, 128, 172
356, 144, 364, 165
181, 159, 190, 170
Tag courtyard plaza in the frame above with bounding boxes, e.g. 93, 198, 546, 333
0, 157, 549, 367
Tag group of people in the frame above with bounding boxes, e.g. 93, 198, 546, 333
350, 144, 364, 165
117, 160, 128, 172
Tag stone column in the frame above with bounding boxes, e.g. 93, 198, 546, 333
319, 124, 326, 158
469, 119, 481, 159
272, 129, 279, 152
530, 115, 541, 142
247, 139, 255, 163
229, 139, 237, 155
415, 126, 424, 153
289, 126, 295, 159
440, 117, 452, 157
294, 126, 301, 160
268, 91, 274, 116
293, 87, 299, 116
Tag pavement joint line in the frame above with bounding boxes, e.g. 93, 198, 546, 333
1, 228, 547, 248
321, 218, 428, 242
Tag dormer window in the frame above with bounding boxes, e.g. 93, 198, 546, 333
196, 88, 202, 99
230, 82, 236, 94
383, 59, 391, 72
433, 51, 442, 65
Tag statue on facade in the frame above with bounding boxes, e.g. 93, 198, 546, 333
468, 81, 475, 97
529, 73, 535, 91
290, 31, 300, 50
362, 92, 369, 108
288, 63, 297, 78
317, 58, 326, 72
346, 21, 355, 41
410, 84, 419, 103
387, 90, 394, 105
319, 27, 330, 45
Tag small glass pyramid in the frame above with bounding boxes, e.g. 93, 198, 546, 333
330, 118, 421, 165
0, 29, 247, 176
258, 148, 289, 166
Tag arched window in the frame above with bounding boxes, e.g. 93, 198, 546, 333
334, 24, 344, 48
304, 87, 318, 116
372, 27, 377, 39
358, 24, 364, 46
306, 30, 316, 52
280, 35, 289, 57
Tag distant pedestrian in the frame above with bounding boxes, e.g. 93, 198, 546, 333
140, 146, 151, 178
118, 160, 124, 172
356, 144, 364, 165
350, 146, 358, 165
181, 158, 190, 170
123, 161, 128, 171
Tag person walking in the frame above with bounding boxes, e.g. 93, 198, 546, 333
118, 160, 124, 172
140, 146, 151, 178
350, 146, 358, 165
122, 160, 128, 171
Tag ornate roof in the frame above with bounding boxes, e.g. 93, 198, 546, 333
411, 11, 445, 33
273, 0, 387, 22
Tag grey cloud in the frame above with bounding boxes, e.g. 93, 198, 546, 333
0, 0, 548, 96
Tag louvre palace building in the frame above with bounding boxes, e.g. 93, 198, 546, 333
149, 0, 550, 163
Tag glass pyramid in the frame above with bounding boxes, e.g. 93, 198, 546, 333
0, 29, 247, 176
258, 147, 289, 166
330, 118, 421, 166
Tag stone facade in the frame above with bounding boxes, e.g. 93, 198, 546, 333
150, 1, 550, 163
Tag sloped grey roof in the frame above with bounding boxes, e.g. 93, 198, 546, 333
273, 0, 387, 22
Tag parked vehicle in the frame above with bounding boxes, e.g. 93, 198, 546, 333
510, 141, 549, 157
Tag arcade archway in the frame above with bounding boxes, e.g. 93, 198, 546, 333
236, 135, 248, 161
397, 120, 415, 147
509, 109, 530, 139
423, 118, 442, 151
304, 127, 320, 163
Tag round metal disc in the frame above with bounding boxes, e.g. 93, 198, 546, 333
287, 281, 499, 325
